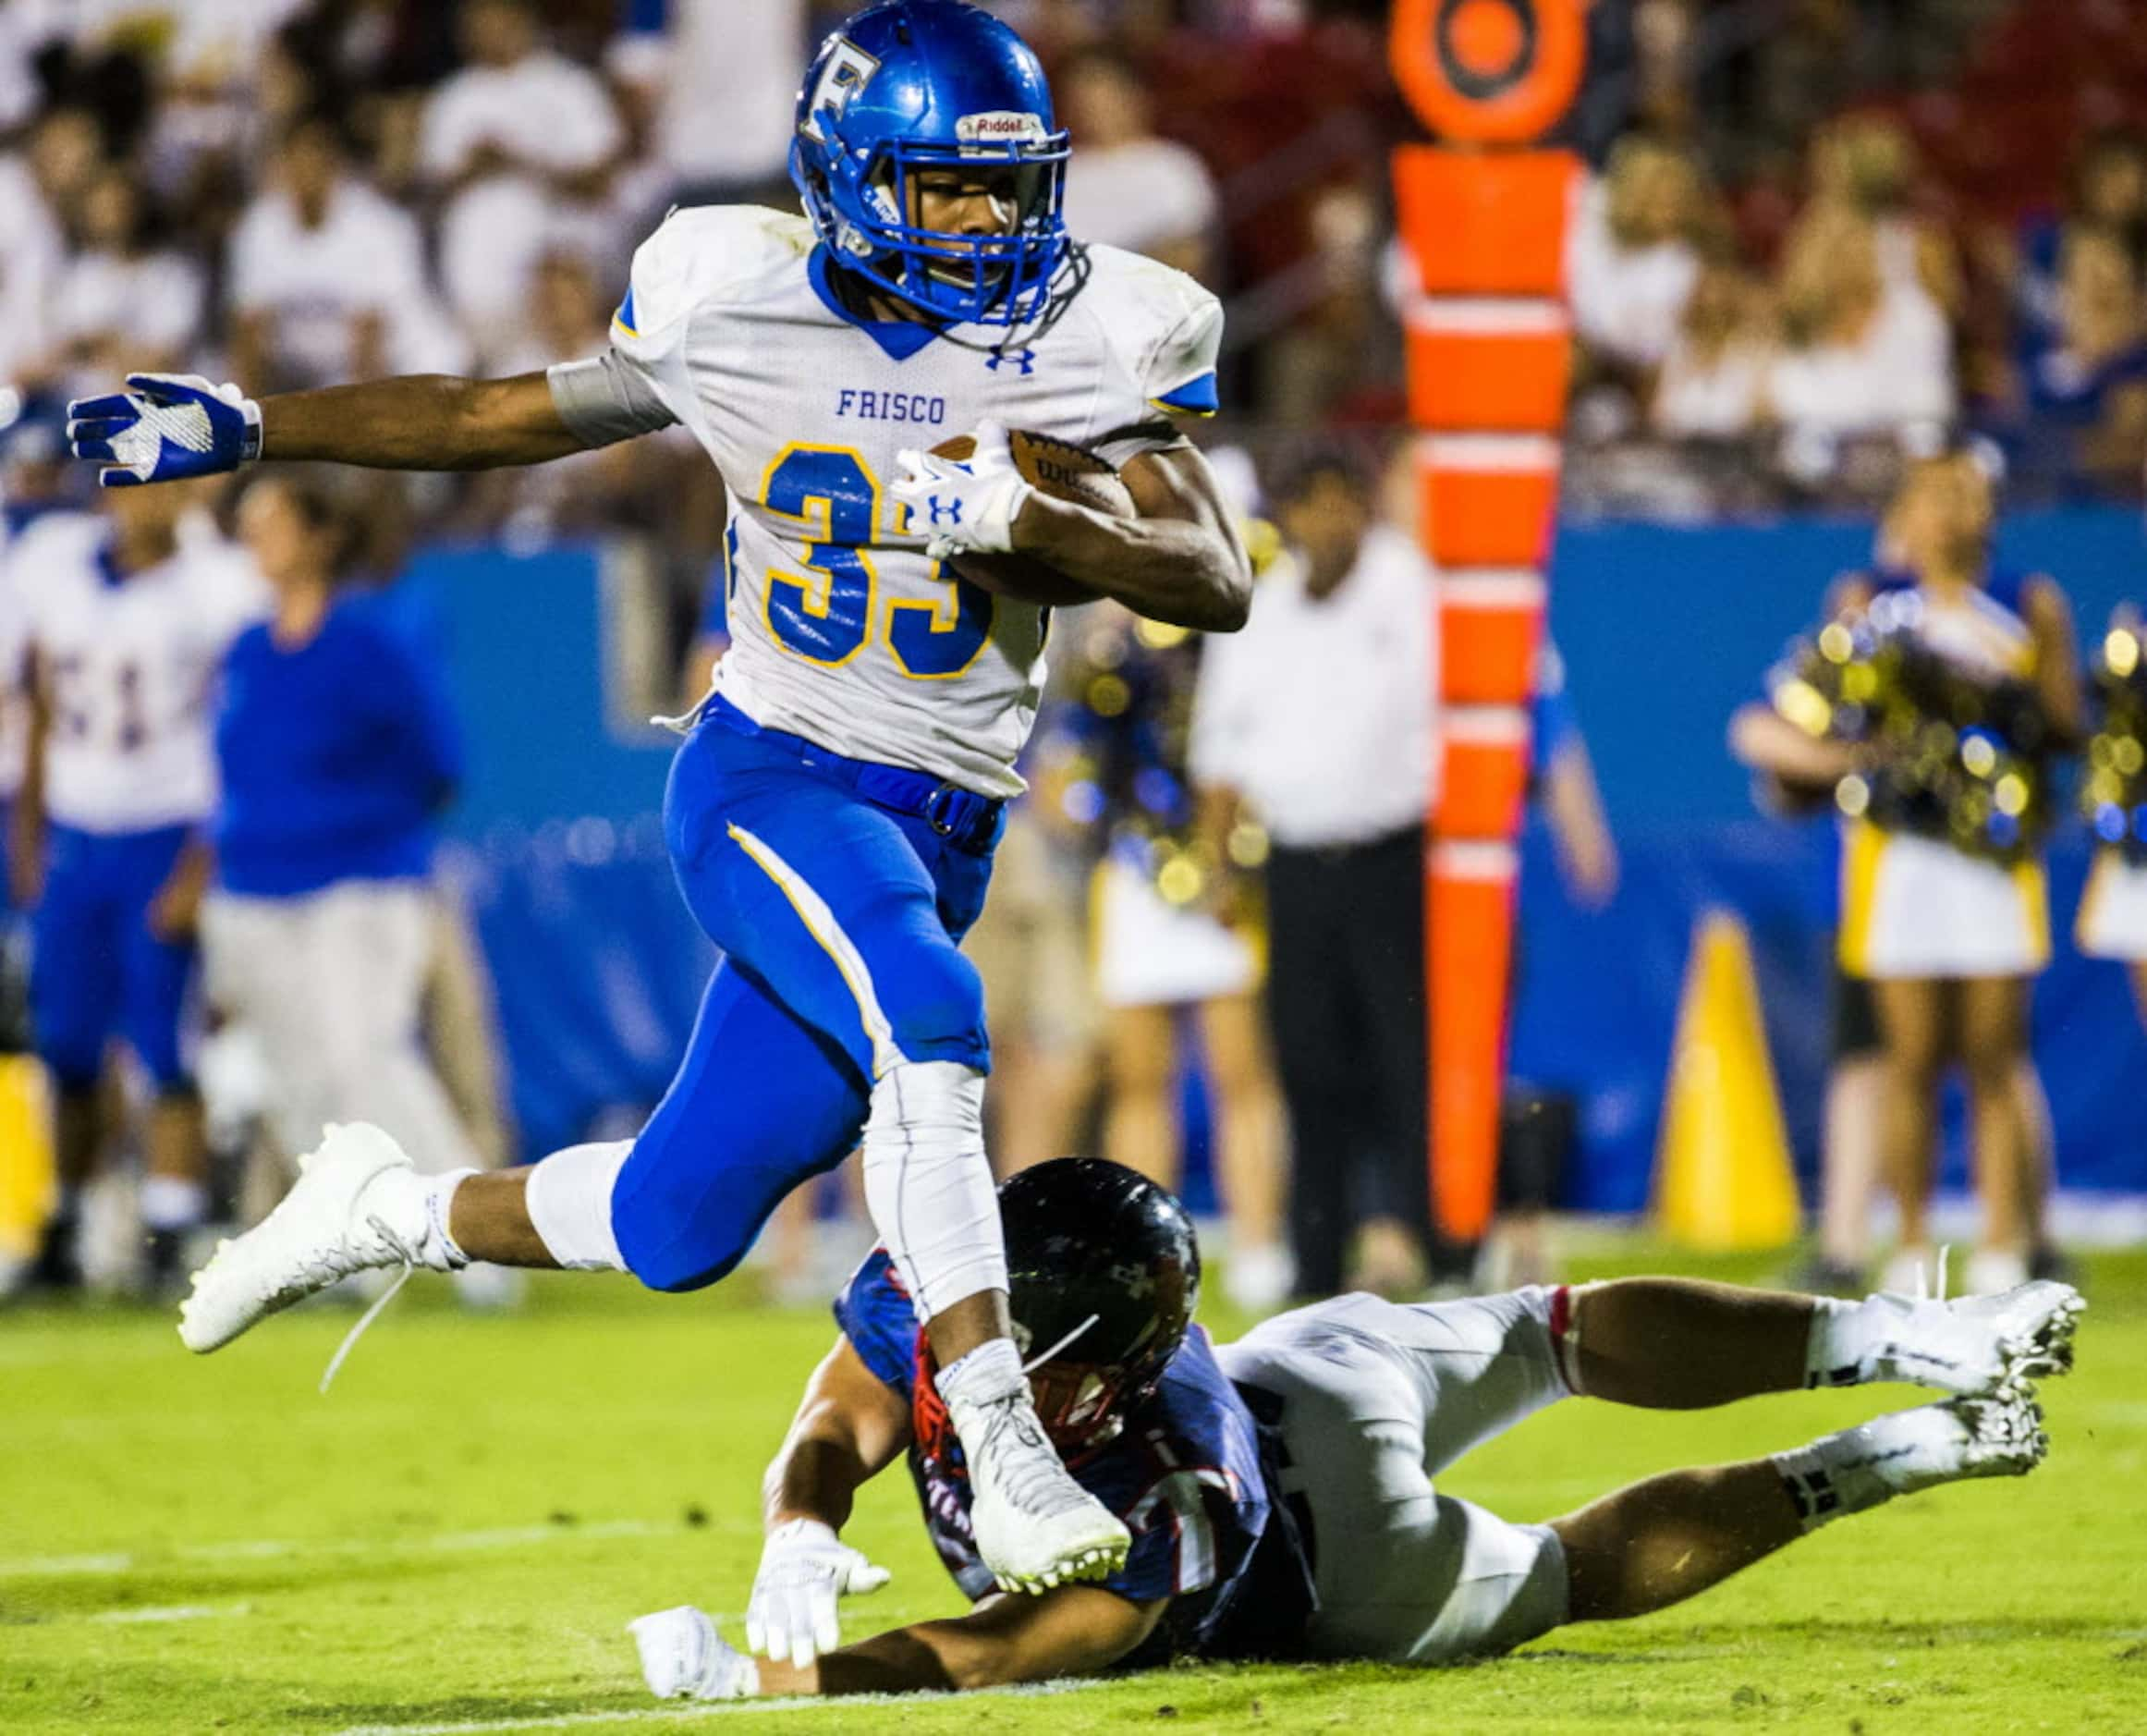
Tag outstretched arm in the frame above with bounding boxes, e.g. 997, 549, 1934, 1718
746, 1337, 909, 1669
258, 373, 588, 471
634, 1583, 1164, 1701
67, 366, 633, 487
765, 1583, 1162, 1695
762, 1336, 912, 1535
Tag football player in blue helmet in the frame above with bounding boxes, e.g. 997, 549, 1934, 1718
632, 1162, 2078, 1703
791, 0, 1071, 325
67, 0, 1255, 1622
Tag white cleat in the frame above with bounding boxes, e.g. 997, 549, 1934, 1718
952, 1389, 1131, 1595
1854, 1391, 2049, 1499
1815, 1281, 2086, 1397
178, 1123, 447, 1353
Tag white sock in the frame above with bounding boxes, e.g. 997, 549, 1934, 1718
1760, 1409, 1966, 1529
523, 1142, 629, 1272
1804, 1293, 1913, 1389
860, 1060, 1008, 1323
1771, 1423, 1900, 1532
937, 1336, 1027, 1412
140, 1175, 207, 1232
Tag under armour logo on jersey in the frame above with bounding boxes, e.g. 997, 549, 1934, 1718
926, 496, 964, 526
986, 348, 1038, 376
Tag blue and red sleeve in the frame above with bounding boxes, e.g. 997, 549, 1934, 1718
831, 1248, 921, 1398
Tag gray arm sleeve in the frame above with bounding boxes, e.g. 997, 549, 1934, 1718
546, 351, 679, 448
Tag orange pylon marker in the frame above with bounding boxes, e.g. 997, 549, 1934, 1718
1390, 2, 1587, 1243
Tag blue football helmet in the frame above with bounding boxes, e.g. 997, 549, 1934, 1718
790, 0, 1071, 326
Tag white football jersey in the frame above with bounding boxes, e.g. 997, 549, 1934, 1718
603, 206, 1222, 797
14, 512, 267, 835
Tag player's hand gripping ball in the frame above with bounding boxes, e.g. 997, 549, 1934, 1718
894, 419, 1134, 605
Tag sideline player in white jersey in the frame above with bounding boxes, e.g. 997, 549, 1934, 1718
9, 481, 265, 1291
67, 0, 1250, 1593
1, 407, 75, 1066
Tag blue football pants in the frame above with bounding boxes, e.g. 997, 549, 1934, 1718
30, 822, 198, 1094
609, 715, 997, 1291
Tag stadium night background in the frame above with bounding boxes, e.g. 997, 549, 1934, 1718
1, 1, 2143, 1731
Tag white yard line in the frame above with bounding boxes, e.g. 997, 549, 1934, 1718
319, 1680, 1109, 1736
83, 1601, 253, 1625
0, 1518, 679, 1580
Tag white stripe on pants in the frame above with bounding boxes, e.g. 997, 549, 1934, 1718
202, 881, 486, 1177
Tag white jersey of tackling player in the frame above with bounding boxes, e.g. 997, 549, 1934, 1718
13, 511, 267, 835
553, 206, 1222, 797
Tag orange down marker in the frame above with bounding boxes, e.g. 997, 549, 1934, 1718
1390, 1, 1584, 1243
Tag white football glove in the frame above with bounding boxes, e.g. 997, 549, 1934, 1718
892, 419, 1033, 559
628, 1605, 760, 1700
746, 1518, 892, 1668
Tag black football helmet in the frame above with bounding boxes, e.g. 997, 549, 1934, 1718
1001, 1157, 1201, 1452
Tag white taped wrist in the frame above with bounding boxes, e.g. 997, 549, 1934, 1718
425, 1169, 479, 1269
860, 1061, 1008, 1323
525, 1141, 631, 1271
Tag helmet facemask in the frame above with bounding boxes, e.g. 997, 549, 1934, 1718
1028, 1361, 1137, 1454
801, 126, 1069, 326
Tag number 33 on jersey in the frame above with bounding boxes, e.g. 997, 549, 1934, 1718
566, 203, 1222, 798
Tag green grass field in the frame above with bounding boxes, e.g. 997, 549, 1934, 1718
6, 1245, 2145, 1735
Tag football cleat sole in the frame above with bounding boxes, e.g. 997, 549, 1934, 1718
992, 1537, 1131, 1595
1969, 1281, 2087, 1389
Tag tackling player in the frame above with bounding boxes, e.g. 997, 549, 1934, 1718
630, 1158, 2083, 1700
9, 480, 265, 1291
65, 0, 1248, 1592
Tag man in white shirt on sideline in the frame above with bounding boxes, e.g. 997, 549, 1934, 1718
608, 0, 808, 211
1189, 448, 1440, 1299
419, 0, 625, 363
0, 126, 69, 389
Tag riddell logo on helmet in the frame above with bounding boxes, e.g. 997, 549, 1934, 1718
957, 111, 1045, 144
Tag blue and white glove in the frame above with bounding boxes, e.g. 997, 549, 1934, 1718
893, 419, 1033, 559
745, 1518, 892, 1669
629, 1605, 760, 1700
67, 373, 262, 488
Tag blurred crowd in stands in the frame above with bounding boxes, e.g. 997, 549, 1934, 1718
1, 1, 2143, 539
3, 0, 2144, 1302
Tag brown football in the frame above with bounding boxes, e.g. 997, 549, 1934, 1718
929, 430, 1134, 605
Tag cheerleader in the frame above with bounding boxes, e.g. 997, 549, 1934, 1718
2077, 605, 2147, 1018
1829, 452, 2080, 1293
1048, 591, 1291, 1313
